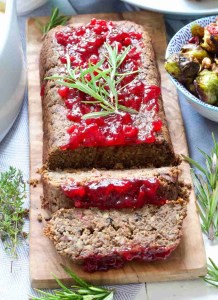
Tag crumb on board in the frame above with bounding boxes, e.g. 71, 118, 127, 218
36, 165, 47, 174
37, 213, 43, 222
28, 178, 39, 187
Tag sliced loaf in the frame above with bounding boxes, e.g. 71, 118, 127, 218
44, 203, 187, 272
41, 167, 190, 212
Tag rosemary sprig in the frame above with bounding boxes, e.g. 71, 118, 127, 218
31, 265, 114, 300
36, 7, 69, 38
183, 133, 218, 240
0, 167, 27, 257
46, 43, 139, 119
203, 258, 218, 287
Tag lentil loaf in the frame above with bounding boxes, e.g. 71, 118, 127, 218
44, 202, 187, 272
40, 19, 178, 170
42, 166, 190, 212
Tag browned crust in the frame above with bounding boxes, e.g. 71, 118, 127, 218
40, 21, 177, 170
40, 22, 160, 85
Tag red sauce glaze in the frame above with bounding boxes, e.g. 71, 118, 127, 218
61, 177, 166, 209
188, 36, 200, 45
83, 245, 177, 272
40, 84, 45, 97
53, 19, 162, 150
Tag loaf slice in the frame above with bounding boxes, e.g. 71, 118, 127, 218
40, 19, 178, 170
44, 203, 187, 272
41, 167, 190, 212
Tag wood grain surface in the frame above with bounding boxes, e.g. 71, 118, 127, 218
27, 11, 207, 289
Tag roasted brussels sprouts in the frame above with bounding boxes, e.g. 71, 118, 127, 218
165, 52, 200, 84
180, 43, 209, 62
164, 53, 181, 80
194, 70, 218, 105
165, 18, 218, 107
186, 82, 198, 96
212, 62, 218, 73
190, 23, 204, 38
178, 54, 200, 82
201, 22, 218, 53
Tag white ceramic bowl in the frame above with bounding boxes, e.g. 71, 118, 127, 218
0, 0, 26, 142
16, 0, 48, 16
166, 15, 218, 122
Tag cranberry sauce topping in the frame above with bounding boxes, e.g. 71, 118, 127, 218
61, 177, 166, 209
83, 245, 177, 272
188, 36, 200, 45
54, 19, 162, 150
40, 84, 45, 97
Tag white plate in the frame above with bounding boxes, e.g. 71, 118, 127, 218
121, 0, 218, 15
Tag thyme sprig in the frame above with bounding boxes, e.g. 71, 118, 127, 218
46, 43, 139, 119
0, 167, 27, 257
36, 7, 69, 38
31, 265, 114, 300
203, 258, 218, 287
183, 133, 218, 240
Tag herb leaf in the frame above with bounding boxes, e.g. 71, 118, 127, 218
36, 7, 70, 38
31, 265, 114, 300
182, 133, 218, 240
0, 167, 27, 257
46, 42, 139, 119
203, 258, 218, 287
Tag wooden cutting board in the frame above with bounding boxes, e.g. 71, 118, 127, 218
27, 11, 207, 289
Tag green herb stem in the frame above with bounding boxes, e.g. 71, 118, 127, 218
46, 43, 139, 119
203, 258, 218, 287
31, 265, 114, 300
36, 7, 70, 38
0, 167, 27, 257
183, 133, 218, 240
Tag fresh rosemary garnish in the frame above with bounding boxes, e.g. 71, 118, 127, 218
203, 258, 218, 287
0, 167, 27, 257
46, 42, 139, 119
31, 265, 114, 300
36, 7, 69, 38
183, 133, 218, 240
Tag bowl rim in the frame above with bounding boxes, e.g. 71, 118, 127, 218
165, 15, 218, 113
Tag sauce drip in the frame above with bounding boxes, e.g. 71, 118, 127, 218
82, 245, 176, 272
